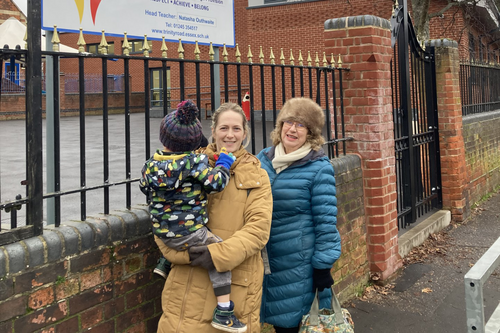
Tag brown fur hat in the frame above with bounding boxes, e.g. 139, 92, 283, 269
270, 97, 326, 150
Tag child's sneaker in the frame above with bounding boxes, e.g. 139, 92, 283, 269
153, 257, 171, 279
211, 301, 247, 333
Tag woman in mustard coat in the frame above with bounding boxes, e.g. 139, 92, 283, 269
155, 102, 273, 333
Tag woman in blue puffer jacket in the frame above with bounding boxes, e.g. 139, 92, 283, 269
257, 97, 341, 333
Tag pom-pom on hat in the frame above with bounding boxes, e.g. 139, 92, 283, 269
159, 100, 203, 152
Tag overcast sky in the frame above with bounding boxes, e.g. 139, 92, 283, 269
12, 0, 27, 16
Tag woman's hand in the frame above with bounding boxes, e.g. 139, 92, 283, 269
188, 245, 216, 271
312, 268, 334, 292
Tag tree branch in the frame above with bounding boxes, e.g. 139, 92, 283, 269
429, 0, 479, 19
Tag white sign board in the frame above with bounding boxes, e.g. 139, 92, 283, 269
42, 0, 235, 47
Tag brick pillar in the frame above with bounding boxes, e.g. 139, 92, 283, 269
430, 39, 469, 222
324, 15, 401, 280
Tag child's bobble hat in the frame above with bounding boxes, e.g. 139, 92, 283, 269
159, 100, 203, 152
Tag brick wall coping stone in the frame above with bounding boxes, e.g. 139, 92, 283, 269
0, 205, 151, 277
324, 15, 391, 30
462, 109, 500, 125
330, 154, 361, 174
425, 39, 458, 48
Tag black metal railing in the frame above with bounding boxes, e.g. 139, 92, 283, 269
390, 0, 442, 230
0, 43, 350, 246
460, 60, 500, 116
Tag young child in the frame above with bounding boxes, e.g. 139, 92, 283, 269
139, 100, 247, 333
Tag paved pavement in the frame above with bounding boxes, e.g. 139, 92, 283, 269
348, 189, 500, 333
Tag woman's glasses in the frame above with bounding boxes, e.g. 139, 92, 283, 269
283, 120, 307, 130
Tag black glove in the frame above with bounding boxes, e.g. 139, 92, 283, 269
312, 268, 334, 292
188, 245, 215, 271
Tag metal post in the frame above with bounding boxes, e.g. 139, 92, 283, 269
214, 47, 221, 110
46, 30, 57, 224
26, 0, 43, 232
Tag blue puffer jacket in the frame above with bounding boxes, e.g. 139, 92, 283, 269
257, 146, 341, 328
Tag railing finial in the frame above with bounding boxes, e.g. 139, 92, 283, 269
222, 43, 228, 62
270, 47, 275, 65
235, 43, 241, 63
323, 52, 328, 67
77, 27, 86, 53
338, 54, 343, 67
247, 45, 253, 64
178, 39, 184, 59
290, 49, 294, 66
259, 46, 264, 64
99, 30, 108, 55
330, 53, 336, 67
142, 35, 150, 57
298, 50, 304, 66
194, 40, 201, 60
315, 52, 320, 67
161, 36, 168, 58
307, 51, 312, 67
122, 32, 131, 56
23, 26, 27, 49
51, 25, 60, 52
209, 42, 215, 61
280, 48, 285, 65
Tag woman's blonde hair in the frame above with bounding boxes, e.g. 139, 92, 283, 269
210, 102, 251, 148
270, 97, 325, 150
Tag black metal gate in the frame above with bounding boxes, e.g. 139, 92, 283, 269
390, 0, 442, 229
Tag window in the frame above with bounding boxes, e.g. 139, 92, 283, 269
87, 42, 115, 55
468, 33, 475, 61
129, 40, 153, 54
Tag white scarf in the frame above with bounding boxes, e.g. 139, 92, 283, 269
272, 142, 312, 174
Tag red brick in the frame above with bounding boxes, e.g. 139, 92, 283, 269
29, 287, 55, 310
13, 302, 68, 333
0, 296, 27, 322
81, 269, 103, 291
81, 306, 103, 329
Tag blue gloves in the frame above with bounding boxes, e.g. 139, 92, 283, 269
215, 148, 236, 170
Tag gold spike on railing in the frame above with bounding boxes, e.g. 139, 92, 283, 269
142, 35, 150, 57
77, 28, 86, 53
259, 46, 264, 64
337, 54, 343, 67
307, 51, 312, 66
330, 53, 336, 67
99, 30, 108, 55
51, 25, 60, 52
270, 47, 275, 65
323, 52, 328, 67
298, 50, 303, 66
235, 43, 241, 63
23, 28, 27, 49
280, 48, 285, 65
247, 45, 253, 64
194, 40, 201, 60
122, 32, 131, 56
178, 39, 184, 59
290, 49, 295, 65
161, 36, 168, 58
222, 43, 228, 62
395, 0, 399, 7
315, 52, 319, 67
209, 42, 215, 61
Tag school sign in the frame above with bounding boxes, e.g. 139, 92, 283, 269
42, 0, 235, 46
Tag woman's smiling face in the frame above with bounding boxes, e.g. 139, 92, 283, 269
212, 110, 247, 153
281, 120, 308, 153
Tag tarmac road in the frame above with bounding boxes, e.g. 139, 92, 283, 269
348, 189, 500, 333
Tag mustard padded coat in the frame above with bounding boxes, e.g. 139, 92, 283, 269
155, 144, 273, 333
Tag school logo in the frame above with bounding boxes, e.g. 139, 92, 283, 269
74, 0, 102, 25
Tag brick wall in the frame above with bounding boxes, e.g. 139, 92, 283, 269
0, 0, 26, 24
0, 154, 365, 332
463, 111, 500, 207
325, 15, 401, 280
331, 155, 370, 300
0, 206, 163, 333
